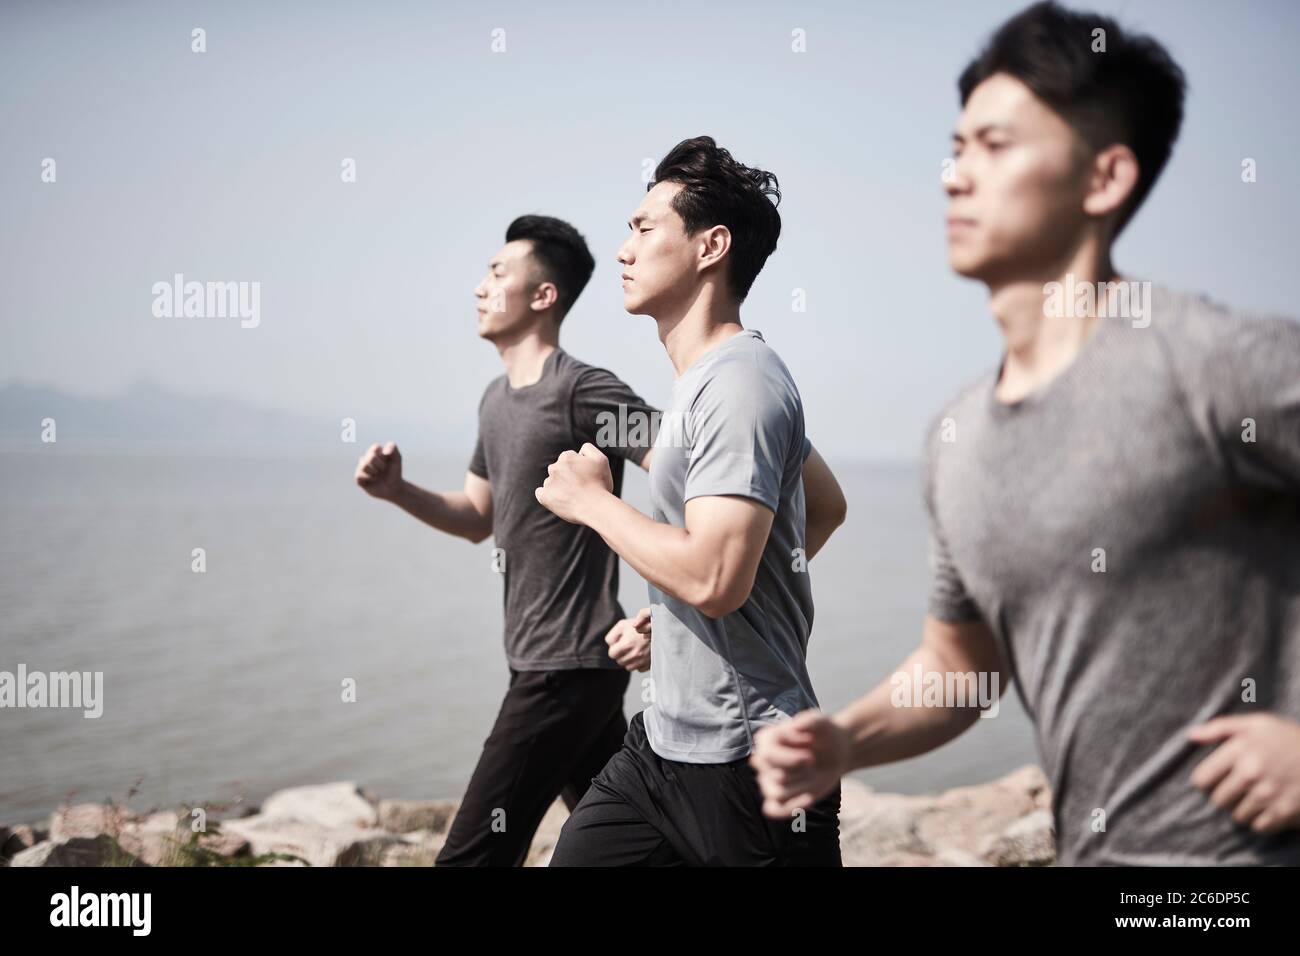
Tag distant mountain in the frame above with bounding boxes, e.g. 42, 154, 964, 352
0, 378, 474, 454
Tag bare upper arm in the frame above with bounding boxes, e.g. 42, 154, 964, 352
463, 471, 493, 525
921, 613, 1008, 691
802, 444, 846, 520
683, 495, 775, 616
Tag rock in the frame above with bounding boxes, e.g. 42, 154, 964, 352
259, 782, 379, 830
196, 829, 252, 860
7, 766, 1056, 867
1, 824, 38, 860
980, 808, 1055, 866
840, 790, 928, 864
840, 765, 1053, 866
47, 805, 210, 866
381, 830, 447, 867
10, 834, 146, 867
915, 771, 1042, 857
377, 799, 458, 835
118, 810, 185, 866
933, 846, 991, 867
873, 850, 954, 866
220, 814, 403, 867
49, 803, 129, 842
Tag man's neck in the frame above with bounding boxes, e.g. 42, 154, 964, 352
495, 326, 558, 388
988, 239, 1119, 403
653, 282, 745, 376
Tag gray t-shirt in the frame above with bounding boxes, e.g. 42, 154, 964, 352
470, 348, 656, 670
925, 283, 1300, 865
643, 329, 818, 763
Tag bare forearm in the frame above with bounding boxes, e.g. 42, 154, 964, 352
832, 644, 983, 770
391, 480, 490, 543
581, 492, 721, 611
802, 446, 846, 561
804, 515, 837, 561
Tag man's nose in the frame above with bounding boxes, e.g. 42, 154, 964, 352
944, 157, 971, 196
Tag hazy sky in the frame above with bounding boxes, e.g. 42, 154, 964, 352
3, 0, 1298, 460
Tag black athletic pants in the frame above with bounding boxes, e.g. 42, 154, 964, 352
549, 710, 842, 866
435, 666, 630, 866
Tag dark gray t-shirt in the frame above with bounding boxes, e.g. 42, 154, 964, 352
925, 284, 1300, 865
643, 329, 818, 763
470, 348, 656, 670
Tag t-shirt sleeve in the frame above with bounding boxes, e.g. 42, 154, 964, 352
467, 387, 490, 479
571, 366, 659, 466
468, 433, 487, 479
682, 363, 796, 512
801, 434, 813, 464
1165, 302, 1300, 492
921, 423, 982, 623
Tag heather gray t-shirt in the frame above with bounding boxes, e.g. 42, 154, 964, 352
643, 329, 818, 763
469, 348, 656, 670
925, 284, 1300, 865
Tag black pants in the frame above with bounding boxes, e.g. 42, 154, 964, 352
435, 667, 630, 867
549, 710, 842, 866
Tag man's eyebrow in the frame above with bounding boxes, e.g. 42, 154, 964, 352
952, 123, 1013, 142
628, 212, 649, 228
488, 259, 502, 268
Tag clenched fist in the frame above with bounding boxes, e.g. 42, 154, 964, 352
749, 710, 851, 819
535, 442, 613, 524
355, 441, 403, 500
606, 606, 652, 672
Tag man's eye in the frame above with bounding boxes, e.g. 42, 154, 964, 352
639, 227, 652, 234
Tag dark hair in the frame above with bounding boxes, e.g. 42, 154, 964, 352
649, 136, 782, 302
958, 1, 1186, 236
504, 214, 596, 319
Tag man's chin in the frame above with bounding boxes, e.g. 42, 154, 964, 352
947, 251, 990, 281
622, 293, 654, 317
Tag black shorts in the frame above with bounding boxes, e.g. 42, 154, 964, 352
435, 666, 630, 867
549, 710, 842, 866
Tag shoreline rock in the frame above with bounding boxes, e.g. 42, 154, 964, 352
2, 765, 1054, 867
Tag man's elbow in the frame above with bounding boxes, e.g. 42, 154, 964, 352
826, 493, 848, 529
807, 495, 847, 545
693, 576, 752, 619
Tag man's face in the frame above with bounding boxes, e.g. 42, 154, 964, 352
616, 181, 702, 317
945, 73, 1094, 283
473, 239, 543, 341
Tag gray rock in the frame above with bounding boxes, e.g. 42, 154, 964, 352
118, 810, 185, 866
11, 834, 146, 867
980, 807, 1056, 866
1, 824, 38, 859
220, 814, 402, 867
377, 799, 458, 835
49, 803, 128, 842
259, 782, 379, 830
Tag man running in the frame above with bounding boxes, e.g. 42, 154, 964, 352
537, 136, 849, 866
355, 215, 656, 866
750, 1, 1300, 865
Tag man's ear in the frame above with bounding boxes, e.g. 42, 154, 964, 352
697, 224, 732, 275
1083, 143, 1140, 222
529, 280, 559, 312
